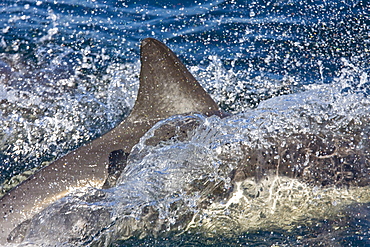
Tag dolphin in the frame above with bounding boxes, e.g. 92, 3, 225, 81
0, 38, 225, 243
1, 38, 370, 246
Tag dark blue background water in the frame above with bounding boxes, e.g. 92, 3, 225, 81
1, 0, 369, 82
0, 0, 369, 246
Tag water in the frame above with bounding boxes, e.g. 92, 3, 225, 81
0, 0, 369, 246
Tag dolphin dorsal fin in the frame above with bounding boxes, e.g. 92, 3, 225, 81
127, 38, 221, 123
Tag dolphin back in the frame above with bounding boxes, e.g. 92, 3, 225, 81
0, 38, 222, 244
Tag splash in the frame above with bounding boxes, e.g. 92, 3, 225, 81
9, 73, 370, 245
0, 49, 139, 187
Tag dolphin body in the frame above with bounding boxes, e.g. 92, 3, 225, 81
0, 38, 224, 243
1, 38, 370, 245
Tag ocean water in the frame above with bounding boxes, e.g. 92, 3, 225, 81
0, 0, 369, 246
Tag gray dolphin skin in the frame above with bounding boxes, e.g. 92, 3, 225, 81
0, 38, 224, 243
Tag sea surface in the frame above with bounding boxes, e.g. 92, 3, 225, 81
0, 0, 369, 246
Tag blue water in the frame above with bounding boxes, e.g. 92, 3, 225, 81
0, 0, 369, 246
